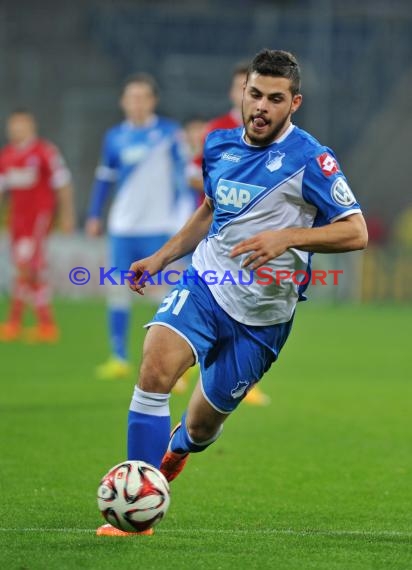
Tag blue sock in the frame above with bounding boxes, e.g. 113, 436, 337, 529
170, 412, 223, 454
127, 387, 171, 469
109, 307, 129, 360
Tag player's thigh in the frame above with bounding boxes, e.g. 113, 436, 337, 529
12, 237, 36, 273
200, 316, 293, 413
12, 236, 47, 280
147, 267, 218, 364
138, 324, 195, 393
11, 213, 51, 279
141, 266, 218, 391
31, 212, 52, 271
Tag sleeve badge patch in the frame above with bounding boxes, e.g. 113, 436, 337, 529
316, 152, 339, 176
331, 177, 356, 207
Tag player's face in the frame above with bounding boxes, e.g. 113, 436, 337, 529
229, 72, 247, 112
120, 82, 157, 124
6, 114, 37, 145
242, 72, 302, 146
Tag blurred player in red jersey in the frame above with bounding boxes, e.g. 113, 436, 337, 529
188, 61, 248, 198
182, 63, 271, 407
0, 109, 75, 342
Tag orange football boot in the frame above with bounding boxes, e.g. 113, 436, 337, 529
96, 523, 154, 537
0, 321, 22, 341
160, 423, 189, 482
23, 323, 60, 344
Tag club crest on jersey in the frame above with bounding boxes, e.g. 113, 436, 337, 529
331, 177, 356, 207
265, 150, 285, 172
231, 381, 250, 399
216, 178, 266, 213
316, 152, 339, 177
121, 144, 149, 165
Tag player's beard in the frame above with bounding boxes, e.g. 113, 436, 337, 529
242, 105, 291, 147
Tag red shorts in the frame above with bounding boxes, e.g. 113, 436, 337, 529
11, 211, 53, 271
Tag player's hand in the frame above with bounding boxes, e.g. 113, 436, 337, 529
60, 215, 75, 234
230, 229, 291, 270
127, 255, 164, 295
85, 218, 102, 237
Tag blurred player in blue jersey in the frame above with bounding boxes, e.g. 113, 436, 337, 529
86, 73, 190, 380
96, 50, 368, 536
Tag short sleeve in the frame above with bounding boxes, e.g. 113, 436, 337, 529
302, 150, 362, 224
43, 143, 71, 189
0, 158, 6, 192
170, 126, 190, 197
94, 132, 118, 182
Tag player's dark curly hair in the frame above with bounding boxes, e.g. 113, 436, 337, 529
247, 49, 301, 96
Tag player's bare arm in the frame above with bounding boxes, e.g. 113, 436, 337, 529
57, 183, 76, 233
0, 174, 8, 209
128, 197, 214, 294
231, 213, 368, 270
188, 174, 205, 193
85, 217, 103, 237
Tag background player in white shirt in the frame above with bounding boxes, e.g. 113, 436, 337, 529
86, 73, 191, 380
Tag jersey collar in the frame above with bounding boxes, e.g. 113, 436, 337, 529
241, 123, 295, 148
124, 115, 158, 129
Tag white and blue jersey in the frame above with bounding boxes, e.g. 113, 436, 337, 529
88, 116, 189, 236
192, 123, 362, 326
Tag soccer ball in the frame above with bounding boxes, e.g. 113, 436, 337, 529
97, 460, 170, 532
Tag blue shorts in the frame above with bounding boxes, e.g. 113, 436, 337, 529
146, 266, 294, 413
109, 234, 170, 273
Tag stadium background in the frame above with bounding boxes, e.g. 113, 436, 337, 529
0, 2, 411, 569
0, 0, 411, 301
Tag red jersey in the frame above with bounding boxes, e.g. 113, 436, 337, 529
0, 138, 71, 236
205, 110, 241, 133
193, 110, 241, 170
189, 110, 242, 207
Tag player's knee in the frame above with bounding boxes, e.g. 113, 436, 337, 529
186, 420, 222, 445
138, 355, 174, 393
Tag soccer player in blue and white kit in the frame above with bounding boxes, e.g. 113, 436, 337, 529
96, 50, 368, 536
86, 73, 190, 379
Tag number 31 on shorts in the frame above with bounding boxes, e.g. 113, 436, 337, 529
157, 289, 190, 316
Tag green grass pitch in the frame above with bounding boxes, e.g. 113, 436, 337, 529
0, 299, 411, 569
